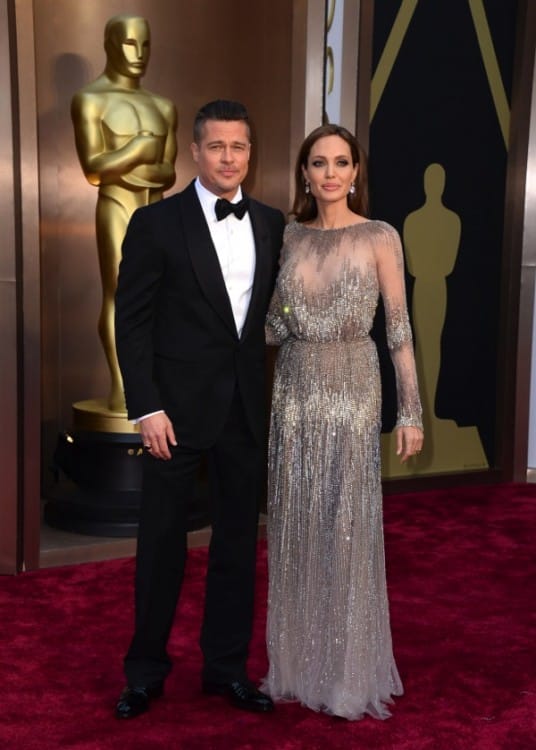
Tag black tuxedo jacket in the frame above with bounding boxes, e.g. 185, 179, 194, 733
115, 180, 285, 448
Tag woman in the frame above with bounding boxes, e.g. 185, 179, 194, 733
263, 125, 423, 720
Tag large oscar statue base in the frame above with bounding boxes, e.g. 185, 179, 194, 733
44, 399, 210, 537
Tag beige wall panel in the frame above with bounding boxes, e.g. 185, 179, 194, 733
0, 0, 18, 572
14, 0, 44, 570
34, 0, 292, 492
235, 0, 294, 211
0, 280, 18, 572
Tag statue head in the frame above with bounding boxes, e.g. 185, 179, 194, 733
423, 163, 446, 198
104, 14, 151, 81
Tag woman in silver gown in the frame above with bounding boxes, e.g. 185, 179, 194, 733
263, 125, 423, 720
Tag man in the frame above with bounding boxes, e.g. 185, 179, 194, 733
71, 14, 177, 412
114, 100, 285, 718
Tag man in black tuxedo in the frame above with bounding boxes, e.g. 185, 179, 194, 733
114, 100, 285, 718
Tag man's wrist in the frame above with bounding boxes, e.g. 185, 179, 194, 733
132, 409, 165, 424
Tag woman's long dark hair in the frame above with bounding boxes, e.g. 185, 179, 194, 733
292, 124, 369, 222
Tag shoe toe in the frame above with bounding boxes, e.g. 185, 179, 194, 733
115, 684, 162, 719
231, 682, 274, 712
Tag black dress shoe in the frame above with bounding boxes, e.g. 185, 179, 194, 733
115, 682, 164, 719
203, 680, 274, 713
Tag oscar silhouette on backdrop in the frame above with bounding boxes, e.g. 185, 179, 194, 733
71, 13, 177, 414
381, 163, 488, 475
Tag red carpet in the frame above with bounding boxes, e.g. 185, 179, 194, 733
1, 483, 534, 749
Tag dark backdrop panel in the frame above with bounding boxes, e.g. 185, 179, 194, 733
369, 0, 517, 467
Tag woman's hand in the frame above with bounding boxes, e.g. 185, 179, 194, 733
396, 425, 424, 463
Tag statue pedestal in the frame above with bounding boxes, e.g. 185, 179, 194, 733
44, 399, 209, 537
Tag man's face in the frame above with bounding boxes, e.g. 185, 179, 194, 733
191, 120, 251, 200
107, 18, 150, 79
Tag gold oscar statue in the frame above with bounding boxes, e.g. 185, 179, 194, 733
381, 163, 488, 476
71, 13, 177, 428
45, 15, 178, 535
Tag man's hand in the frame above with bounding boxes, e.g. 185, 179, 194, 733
139, 412, 177, 460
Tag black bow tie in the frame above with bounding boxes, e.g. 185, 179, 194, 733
215, 197, 249, 221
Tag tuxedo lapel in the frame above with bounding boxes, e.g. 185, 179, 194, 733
179, 183, 237, 336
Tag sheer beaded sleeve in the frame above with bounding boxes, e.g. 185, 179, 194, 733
265, 227, 292, 345
375, 222, 423, 430
266, 285, 291, 345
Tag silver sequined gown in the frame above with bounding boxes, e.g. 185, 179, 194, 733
262, 220, 422, 720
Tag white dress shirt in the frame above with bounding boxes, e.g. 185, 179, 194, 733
194, 177, 256, 337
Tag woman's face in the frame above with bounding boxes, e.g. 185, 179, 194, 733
302, 135, 358, 206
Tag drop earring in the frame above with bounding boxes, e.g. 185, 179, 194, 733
349, 182, 356, 195
305, 181, 311, 194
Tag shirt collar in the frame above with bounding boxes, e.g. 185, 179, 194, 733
195, 178, 244, 220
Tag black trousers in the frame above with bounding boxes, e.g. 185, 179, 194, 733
124, 389, 263, 687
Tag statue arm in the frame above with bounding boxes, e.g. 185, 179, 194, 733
128, 99, 177, 190
159, 100, 178, 189
71, 91, 163, 187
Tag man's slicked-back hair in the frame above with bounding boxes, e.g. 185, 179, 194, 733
193, 100, 250, 143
